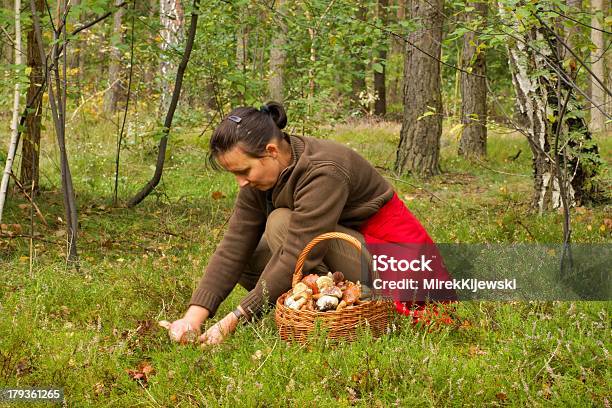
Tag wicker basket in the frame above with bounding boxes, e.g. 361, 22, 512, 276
275, 232, 394, 344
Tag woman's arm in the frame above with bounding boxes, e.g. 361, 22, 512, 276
165, 189, 265, 344
189, 187, 267, 318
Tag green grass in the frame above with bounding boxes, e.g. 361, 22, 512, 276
1, 118, 610, 406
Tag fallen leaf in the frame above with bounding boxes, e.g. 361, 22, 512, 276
459, 320, 472, 330
93, 382, 105, 396
469, 345, 487, 356
575, 206, 587, 214
346, 387, 358, 404
496, 392, 507, 401
126, 361, 155, 386
542, 382, 552, 399
211, 191, 225, 200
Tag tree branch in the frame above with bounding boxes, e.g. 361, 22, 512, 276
128, 0, 202, 207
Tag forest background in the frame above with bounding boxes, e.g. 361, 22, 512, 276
0, 0, 610, 406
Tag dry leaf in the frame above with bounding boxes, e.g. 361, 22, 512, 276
93, 382, 105, 396
459, 320, 472, 330
126, 361, 155, 386
211, 191, 226, 200
495, 392, 507, 401
468, 345, 487, 356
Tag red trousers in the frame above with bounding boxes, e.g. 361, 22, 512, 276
359, 193, 456, 320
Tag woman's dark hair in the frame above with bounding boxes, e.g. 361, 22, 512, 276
208, 101, 287, 170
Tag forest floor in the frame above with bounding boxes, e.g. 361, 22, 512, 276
0, 118, 610, 406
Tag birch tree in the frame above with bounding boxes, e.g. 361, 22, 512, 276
499, 1, 603, 212
159, 0, 184, 114
590, 0, 608, 132
0, 0, 23, 225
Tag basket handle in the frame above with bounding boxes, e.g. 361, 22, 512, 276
292, 232, 363, 288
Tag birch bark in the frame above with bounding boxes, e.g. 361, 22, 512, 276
0, 0, 23, 225
159, 0, 184, 114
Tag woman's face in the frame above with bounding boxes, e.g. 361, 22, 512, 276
217, 144, 284, 191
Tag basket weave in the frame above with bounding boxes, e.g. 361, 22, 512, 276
275, 232, 394, 344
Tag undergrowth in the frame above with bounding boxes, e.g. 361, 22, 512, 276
0, 118, 610, 407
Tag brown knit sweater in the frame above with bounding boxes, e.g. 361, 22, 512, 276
190, 134, 394, 320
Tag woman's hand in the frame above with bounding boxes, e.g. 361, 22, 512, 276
160, 305, 209, 344
167, 318, 200, 343
199, 311, 239, 345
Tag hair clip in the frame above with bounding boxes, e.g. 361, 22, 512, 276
228, 115, 242, 123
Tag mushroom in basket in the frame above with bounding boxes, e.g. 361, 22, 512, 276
314, 286, 343, 311
336, 281, 362, 311
284, 282, 313, 310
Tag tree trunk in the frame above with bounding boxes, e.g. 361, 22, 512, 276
0, 0, 23, 225
0, 0, 12, 64
159, 0, 184, 115
104, 0, 125, 114
374, 0, 388, 117
388, 0, 406, 107
458, 1, 487, 158
394, 0, 443, 177
31, 0, 79, 262
236, 20, 247, 104
128, 0, 200, 207
501, 4, 602, 211
20, 0, 44, 193
351, 5, 368, 110
590, 0, 608, 133
268, 0, 286, 102
69, 0, 84, 99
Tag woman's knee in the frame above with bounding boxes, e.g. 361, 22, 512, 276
264, 208, 291, 248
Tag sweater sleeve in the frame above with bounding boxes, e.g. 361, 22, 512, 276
238, 165, 350, 320
189, 187, 266, 318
